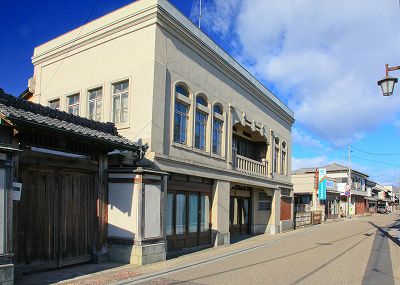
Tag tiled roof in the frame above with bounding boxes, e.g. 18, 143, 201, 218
292, 163, 369, 177
0, 89, 138, 151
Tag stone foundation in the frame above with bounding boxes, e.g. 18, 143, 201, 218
108, 241, 166, 265
213, 231, 230, 246
280, 220, 294, 232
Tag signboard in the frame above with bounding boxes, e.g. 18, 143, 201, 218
318, 168, 327, 200
345, 191, 351, 197
12, 182, 22, 201
326, 180, 334, 189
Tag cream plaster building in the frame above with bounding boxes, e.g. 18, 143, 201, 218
26, 0, 295, 264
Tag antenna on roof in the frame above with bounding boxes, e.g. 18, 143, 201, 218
198, 0, 202, 29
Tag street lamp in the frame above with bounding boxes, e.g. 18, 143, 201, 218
377, 63, 400, 96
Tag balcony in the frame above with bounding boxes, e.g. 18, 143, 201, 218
234, 153, 268, 178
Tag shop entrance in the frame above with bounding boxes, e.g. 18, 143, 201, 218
165, 175, 213, 252
230, 186, 252, 236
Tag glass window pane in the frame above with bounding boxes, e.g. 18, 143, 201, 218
188, 194, 198, 233
121, 93, 129, 109
200, 194, 210, 231
174, 113, 182, 143
214, 105, 223, 115
243, 199, 249, 224
121, 109, 128, 123
175, 194, 186, 234
181, 115, 187, 143
166, 194, 174, 236
49, 99, 60, 110
176, 85, 189, 97
113, 95, 121, 110
113, 111, 119, 124
196, 96, 207, 106
89, 102, 95, 119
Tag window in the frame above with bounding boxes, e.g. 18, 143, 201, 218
195, 111, 207, 150
258, 192, 271, 211
194, 95, 208, 150
274, 147, 279, 173
176, 85, 189, 97
48, 99, 60, 110
88, 87, 102, 121
281, 141, 287, 175
112, 81, 129, 124
174, 101, 189, 144
273, 137, 279, 173
212, 104, 223, 155
67, 94, 79, 115
213, 119, 223, 155
196, 96, 207, 106
213, 105, 223, 115
174, 85, 190, 144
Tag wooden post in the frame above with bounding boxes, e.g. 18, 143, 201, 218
95, 152, 108, 262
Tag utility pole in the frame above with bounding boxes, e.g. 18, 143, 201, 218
347, 145, 352, 217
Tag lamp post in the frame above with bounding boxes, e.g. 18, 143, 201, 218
377, 64, 400, 96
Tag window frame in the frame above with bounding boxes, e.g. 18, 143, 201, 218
173, 84, 191, 146
258, 192, 271, 211
66, 93, 80, 116
194, 110, 207, 150
194, 94, 209, 151
48, 98, 60, 110
281, 141, 287, 175
212, 103, 224, 156
111, 80, 129, 125
87, 87, 103, 121
174, 100, 190, 145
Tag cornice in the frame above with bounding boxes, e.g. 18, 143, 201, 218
32, 5, 159, 65
31, 0, 294, 125
155, 2, 295, 125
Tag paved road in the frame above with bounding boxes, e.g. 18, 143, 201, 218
130, 212, 400, 285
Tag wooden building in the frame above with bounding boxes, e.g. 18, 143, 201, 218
0, 89, 144, 274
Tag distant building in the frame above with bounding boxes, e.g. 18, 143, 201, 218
292, 167, 340, 223
292, 163, 371, 217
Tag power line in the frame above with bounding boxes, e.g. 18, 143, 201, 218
351, 145, 400, 156
352, 155, 400, 167
42, 0, 101, 92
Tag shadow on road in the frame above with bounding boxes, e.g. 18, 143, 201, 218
369, 221, 400, 247
167, 226, 377, 285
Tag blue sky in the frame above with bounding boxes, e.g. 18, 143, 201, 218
1, 0, 400, 185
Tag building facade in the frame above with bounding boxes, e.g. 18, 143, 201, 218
292, 170, 340, 226
292, 163, 372, 218
24, 0, 295, 263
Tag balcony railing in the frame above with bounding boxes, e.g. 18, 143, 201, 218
234, 154, 268, 178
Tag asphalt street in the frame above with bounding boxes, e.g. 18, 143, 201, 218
131, 212, 400, 285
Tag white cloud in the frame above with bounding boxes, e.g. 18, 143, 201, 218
292, 155, 329, 170
202, 0, 400, 146
292, 128, 324, 148
369, 168, 400, 186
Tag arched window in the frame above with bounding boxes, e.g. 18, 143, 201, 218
213, 105, 223, 115
281, 141, 287, 175
273, 137, 280, 173
174, 84, 190, 144
196, 96, 207, 106
176, 85, 189, 97
212, 104, 224, 155
195, 95, 208, 150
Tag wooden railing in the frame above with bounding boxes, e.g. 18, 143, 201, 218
235, 154, 268, 178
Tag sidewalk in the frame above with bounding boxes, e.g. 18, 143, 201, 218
18, 212, 393, 285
